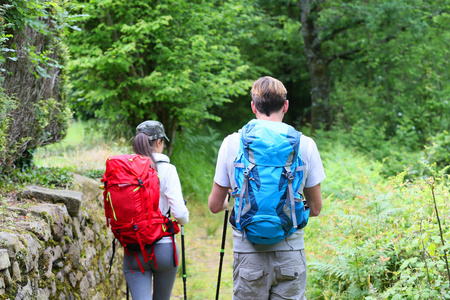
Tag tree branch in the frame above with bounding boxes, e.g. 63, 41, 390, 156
322, 19, 365, 42
325, 48, 362, 65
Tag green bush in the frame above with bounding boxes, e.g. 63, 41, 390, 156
425, 131, 450, 170
0, 91, 22, 173
313, 124, 431, 178
0, 166, 75, 194
305, 140, 450, 299
170, 126, 222, 203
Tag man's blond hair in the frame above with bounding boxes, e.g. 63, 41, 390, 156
251, 76, 287, 117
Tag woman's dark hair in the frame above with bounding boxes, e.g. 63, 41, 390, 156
133, 133, 157, 170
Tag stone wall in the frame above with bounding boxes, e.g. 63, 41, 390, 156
0, 175, 125, 300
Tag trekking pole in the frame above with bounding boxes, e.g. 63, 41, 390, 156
181, 199, 187, 300
215, 192, 231, 300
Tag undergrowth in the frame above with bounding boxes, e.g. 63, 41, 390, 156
305, 137, 450, 299
312, 126, 449, 179
0, 166, 75, 194
171, 126, 222, 203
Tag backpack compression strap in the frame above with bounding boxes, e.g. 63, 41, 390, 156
295, 164, 307, 193
283, 162, 308, 230
235, 162, 254, 224
284, 166, 298, 229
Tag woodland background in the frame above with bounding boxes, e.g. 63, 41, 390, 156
0, 0, 449, 299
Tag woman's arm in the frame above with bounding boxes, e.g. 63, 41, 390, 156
164, 165, 189, 225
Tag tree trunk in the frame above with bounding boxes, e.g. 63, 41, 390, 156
299, 0, 331, 131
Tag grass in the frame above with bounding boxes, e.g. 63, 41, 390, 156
35, 120, 132, 173
171, 203, 234, 299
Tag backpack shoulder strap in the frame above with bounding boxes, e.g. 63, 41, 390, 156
296, 134, 312, 193
228, 132, 241, 190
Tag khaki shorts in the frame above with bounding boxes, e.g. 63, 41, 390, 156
233, 250, 307, 300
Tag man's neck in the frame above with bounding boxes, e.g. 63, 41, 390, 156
251, 100, 287, 122
255, 111, 284, 122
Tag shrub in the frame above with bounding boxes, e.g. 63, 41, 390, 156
0, 91, 23, 173
0, 166, 75, 194
170, 126, 222, 203
305, 150, 450, 299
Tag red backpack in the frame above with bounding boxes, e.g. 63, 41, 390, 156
101, 154, 179, 273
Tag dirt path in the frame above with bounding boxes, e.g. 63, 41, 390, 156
171, 210, 234, 300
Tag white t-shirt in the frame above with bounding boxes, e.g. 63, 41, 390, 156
213, 125, 325, 252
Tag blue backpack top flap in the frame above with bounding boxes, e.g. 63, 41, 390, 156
241, 119, 300, 167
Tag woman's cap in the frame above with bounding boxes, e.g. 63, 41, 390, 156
136, 120, 170, 142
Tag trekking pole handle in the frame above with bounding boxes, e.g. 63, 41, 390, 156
225, 191, 231, 211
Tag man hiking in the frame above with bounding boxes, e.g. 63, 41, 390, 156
208, 76, 325, 299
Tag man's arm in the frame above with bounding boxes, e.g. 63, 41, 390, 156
208, 182, 229, 213
304, 183, 322, 217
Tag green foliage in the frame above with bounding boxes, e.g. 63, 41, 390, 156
0, 91, 21, 173
305, 138, 450, 299
0, 93, 72, 172
322, 0, 450, 163
313, 123, 448, 178
66, 0, 260, 137
81, 169, 105, 180
0, 166, 74, 193
426, 131, 450, 169
0, 0, 75, 72
170, 126, 222, 203
230, 1, 312, 125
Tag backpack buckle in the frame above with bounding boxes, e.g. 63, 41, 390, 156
133, 224, 138, 231
138, 179, 143, 187
284, 171, 294, 181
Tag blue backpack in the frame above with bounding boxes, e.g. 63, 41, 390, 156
232, 119, 309, 245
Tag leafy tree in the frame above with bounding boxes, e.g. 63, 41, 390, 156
67, 0, 260, 151
297, 0, 450, 139
208, 0, 311, 133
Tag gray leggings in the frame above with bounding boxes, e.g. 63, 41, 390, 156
123, 240, 179, 300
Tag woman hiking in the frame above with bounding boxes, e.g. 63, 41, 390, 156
123, 120, 189, 300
